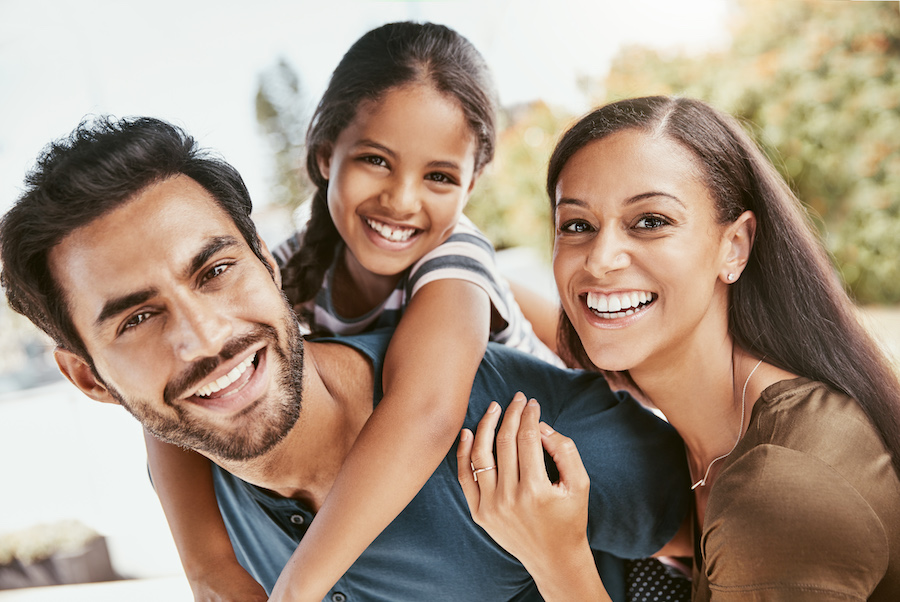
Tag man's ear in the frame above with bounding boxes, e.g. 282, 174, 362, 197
54, 348, 118, 405
719, 210, 757, 284
258, 238, 282, 288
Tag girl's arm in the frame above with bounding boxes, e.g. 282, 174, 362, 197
268, 278, 491, 602
456, 394, 612, 602
144, 433, 268, 602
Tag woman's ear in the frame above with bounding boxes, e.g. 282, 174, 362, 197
720, 210, 756, 284
54, 349, 118, 405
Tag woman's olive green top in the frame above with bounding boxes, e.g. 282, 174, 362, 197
693, 378, 900, 601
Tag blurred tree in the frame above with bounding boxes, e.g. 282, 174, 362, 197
599, 0, 900, 304
255, 58, 313, 210
466, 102, 573, 256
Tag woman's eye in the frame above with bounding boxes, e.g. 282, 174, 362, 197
635, 215, 669, 230
561, 220, 593, 233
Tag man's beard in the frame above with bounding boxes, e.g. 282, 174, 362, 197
104, 297, 305, 462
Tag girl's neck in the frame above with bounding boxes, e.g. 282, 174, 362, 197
332, 246, 403, 319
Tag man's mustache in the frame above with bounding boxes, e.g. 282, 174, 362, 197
163, 325, 278, 404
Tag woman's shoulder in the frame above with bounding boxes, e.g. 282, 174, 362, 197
703, 440, 893, 597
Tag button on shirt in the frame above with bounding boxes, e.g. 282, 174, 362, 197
212, 330, 690, 602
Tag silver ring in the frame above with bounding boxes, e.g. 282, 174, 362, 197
471, 462, 497, 481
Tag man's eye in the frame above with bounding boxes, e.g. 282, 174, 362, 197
203, 263, 230, 283
123, 312, 150, 331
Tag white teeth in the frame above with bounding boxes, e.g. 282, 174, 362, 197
195, 352, 257, 398
366, 218, 416, 242
586, 291, 654, 319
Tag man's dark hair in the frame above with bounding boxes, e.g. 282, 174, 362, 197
0, 116, 270, 364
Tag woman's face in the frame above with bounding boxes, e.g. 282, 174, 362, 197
552, 129, 733, 375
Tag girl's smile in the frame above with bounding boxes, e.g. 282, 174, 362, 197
319, 83, 479, 280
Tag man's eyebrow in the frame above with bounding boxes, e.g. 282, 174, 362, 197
93, 236, 242, 330
184, 236, 241, 280
95, 289, 158, 329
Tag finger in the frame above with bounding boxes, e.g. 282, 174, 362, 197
495, 392, 527, 488
456, 428, 480, 511
517, 398, 551, 484
540, 422, 590, 493
470, 401, 501, 493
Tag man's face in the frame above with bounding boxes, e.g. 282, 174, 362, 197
49, 175, 303, 461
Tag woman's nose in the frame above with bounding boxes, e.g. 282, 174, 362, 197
585, 229, 631, 276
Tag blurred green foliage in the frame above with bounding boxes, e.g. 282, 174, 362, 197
600, 0, 900, 303
466, 103, 573, 257
255, 1, 899, 302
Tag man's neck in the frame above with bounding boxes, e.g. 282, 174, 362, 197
210, 339, 375, 511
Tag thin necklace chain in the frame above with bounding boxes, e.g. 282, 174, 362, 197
691, 357, 765, 490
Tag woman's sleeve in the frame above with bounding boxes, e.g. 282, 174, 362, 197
701, 444, 888, 600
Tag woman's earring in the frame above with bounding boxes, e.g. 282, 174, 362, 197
726, 273, 736, 282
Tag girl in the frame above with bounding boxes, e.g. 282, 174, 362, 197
146, 21, 557, 602
459, 96, 900, 599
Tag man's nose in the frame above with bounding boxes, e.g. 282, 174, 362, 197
170, 294, 233, 363
585, 229, 631, 276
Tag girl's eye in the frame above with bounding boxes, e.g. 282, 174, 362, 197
362, 155, 388, 168
560, 220, 593, 234
634, 214, 670, 230
425, 172, 456, 185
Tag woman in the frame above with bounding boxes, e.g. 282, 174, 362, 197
458, 96, 900, 600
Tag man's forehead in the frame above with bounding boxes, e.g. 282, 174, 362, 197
48, 175, 244, 331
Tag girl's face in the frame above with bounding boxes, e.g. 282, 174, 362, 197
552, 129, 735, 375
318, 84, 479, 278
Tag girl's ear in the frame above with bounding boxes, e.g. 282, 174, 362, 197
54, 349, 118, 405
719, 210, 756, 284
316, 146, 334, 181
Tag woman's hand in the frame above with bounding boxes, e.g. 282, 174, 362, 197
457, 392, 610, 601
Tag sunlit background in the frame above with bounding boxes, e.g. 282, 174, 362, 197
1, 0, 898, 599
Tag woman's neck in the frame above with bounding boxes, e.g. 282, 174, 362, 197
331, 246, 403, 319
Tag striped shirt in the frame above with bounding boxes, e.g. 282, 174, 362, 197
272, 215, 560, 365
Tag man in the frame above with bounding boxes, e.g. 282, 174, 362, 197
0, 117, 688, 601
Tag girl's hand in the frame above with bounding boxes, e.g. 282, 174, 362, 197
188, 561, 268, 602
456, 392, 592, 573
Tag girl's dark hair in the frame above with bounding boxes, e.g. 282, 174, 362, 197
0, 116, 269, 364
547, 96, 900, 476
280, 21, 497, 326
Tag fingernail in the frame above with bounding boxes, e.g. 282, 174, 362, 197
540, 422, 554, 435
488, 401, 500, 413
527, 398, 538, 407
513, 391, 526, 403
460, 429, 471, 441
